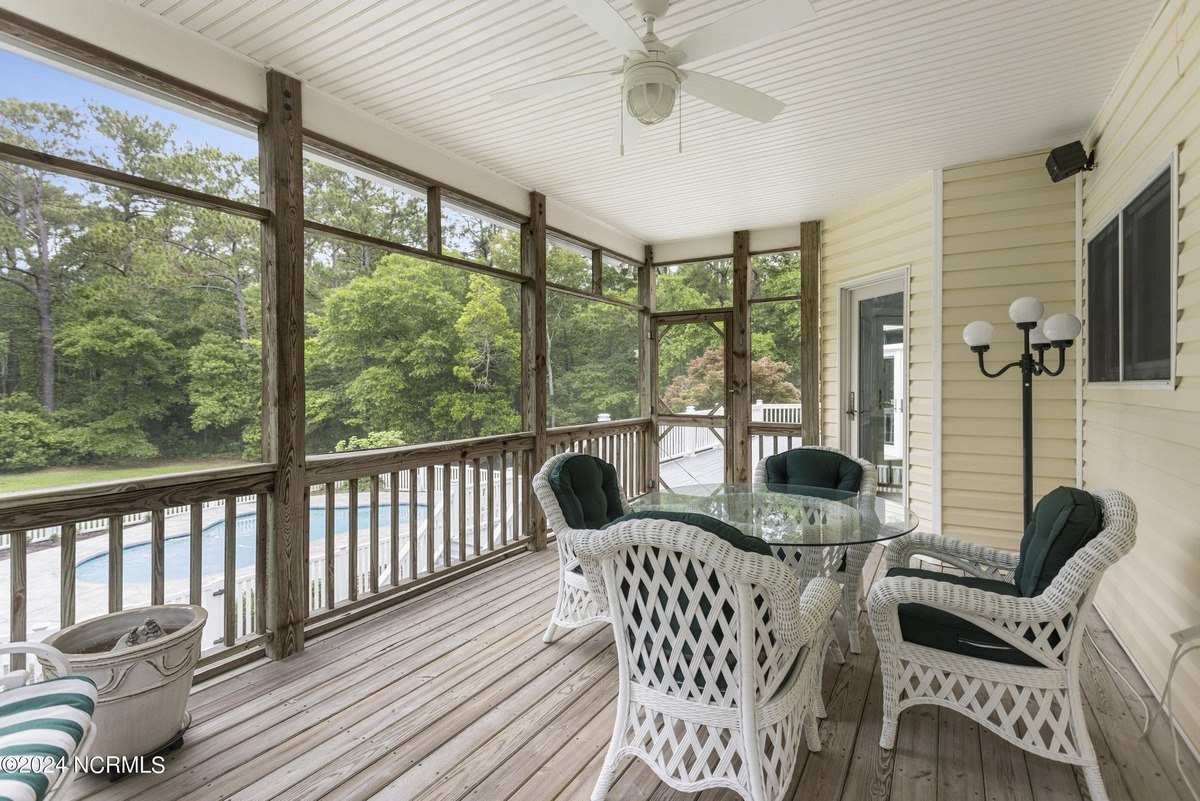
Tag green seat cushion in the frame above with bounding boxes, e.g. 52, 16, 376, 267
764, 449, 863, 493
888, 567, 1039, 666
548, 454, 624, 530
1012, 487, 1104, 597
771, 483, 857, 502
604, 510, 772, 556
0, 676, 97, 801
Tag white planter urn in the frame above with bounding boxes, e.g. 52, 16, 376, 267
41, 605, 208, 759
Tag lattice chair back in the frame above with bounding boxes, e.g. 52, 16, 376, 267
576, 517, 809, 708
533, 452, 631, 642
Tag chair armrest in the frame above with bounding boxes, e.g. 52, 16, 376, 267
0, 642, 71, 686
886, 532, 1021, 581
867, 574, 1057, 625
784, 577, 842, 651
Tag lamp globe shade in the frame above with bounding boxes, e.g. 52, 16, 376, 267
1030, 322, 1050, 346
1043, 312, 1082, 343
963, 320, 996, 348
1008, 296, 1044, 325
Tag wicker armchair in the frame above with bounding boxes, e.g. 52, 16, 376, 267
868, 489, 1137, 801
532, 452, 631, 643
753, 445, 879, 653
0, 642, 97, 801
575, 515, 841, 801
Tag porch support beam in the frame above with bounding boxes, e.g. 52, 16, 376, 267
260, 70, 307, 659
521, 191, 548, 550
729, 231, 752, 483
638, 245, 658, 492
800, 220, 821, 445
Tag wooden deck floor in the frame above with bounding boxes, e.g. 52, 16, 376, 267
72, 546, 1199, 801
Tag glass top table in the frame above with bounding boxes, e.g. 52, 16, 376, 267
631, 483, 919, 547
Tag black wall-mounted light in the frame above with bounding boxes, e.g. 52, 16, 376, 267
962, 298, 1082, 527
1046, 140, 1096, 183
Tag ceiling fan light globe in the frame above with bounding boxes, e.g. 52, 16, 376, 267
627, 82, 675, 124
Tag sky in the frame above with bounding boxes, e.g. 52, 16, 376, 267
0, 45, 258, 159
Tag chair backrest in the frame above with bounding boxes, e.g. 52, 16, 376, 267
1012, 486, 1105, 597
1007, 489, 1137, 664
533, 452, 630, 534
754, 446, 878, 497
574, 516, 807, 708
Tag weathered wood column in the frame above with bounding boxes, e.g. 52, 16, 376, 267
729, 231, 752, 483
260, 70, 307, 658
637, 244, 658, 492
799, 220, 821, 445
521, 191, 548, 550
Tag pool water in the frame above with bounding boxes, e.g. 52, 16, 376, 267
75, 503, 425, 585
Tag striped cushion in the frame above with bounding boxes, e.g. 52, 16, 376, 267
0, 677, 97, 801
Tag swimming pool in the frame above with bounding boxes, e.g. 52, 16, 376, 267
75, 503, 426, 585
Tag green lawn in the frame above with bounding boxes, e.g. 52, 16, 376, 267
0, 459, 249, 495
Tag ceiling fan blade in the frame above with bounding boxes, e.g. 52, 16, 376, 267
674, 0, 817, 66
682, 72, 785, 122
611, 107, 643, 155
491, 71, 616, 104
558, 0, 647, 55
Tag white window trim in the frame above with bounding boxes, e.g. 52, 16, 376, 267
1081, 148, 1178, 391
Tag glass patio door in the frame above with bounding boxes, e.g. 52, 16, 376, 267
652, 311, 733, 488
845, 278, 906, 496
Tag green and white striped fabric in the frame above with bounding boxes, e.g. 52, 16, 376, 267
0, 677, 97, 801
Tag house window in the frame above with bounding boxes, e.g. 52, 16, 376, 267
1086, 167, 1173, 383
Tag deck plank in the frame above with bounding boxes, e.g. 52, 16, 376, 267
71, 547, 1198, 801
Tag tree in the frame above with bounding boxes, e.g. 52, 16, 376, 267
664, 347, 800, 411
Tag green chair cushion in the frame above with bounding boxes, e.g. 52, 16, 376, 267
548, 454, 624, 530
604, 510, 773, 556
887, 567, 1040, 667
0, 676, 97, 801
1012, 487, 1104, 597
764, 449, 864, 493
771, 484, 857, 502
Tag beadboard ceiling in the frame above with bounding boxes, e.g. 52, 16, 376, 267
129, 0, 1160, 244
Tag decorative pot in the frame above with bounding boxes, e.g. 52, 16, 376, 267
41, 605, 207, 758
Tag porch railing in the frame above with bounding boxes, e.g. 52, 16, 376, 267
0, 419, 653, 674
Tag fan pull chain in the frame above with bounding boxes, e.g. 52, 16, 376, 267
678, 82, 683, 154
619, 86, 625, 157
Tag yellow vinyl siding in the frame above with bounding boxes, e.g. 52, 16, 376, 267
820, 175, 935, 530
940, 153, 1077, 549
1081, 0, 1200, 748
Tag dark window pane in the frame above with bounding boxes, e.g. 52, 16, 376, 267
1121, 169, 1172, 381
1087, 219, 1120, 382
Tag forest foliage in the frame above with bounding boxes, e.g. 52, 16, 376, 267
0, 96, 802, 477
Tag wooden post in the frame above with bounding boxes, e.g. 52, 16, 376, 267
521, 191, 548, 550
800, 220, 821, 445
260, 70, 307, 659
591, 248, 603, 295
637, 244, 658, 493
729, 231, 752, 483
427, 185, 442, 254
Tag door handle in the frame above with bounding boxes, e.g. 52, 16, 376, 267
846, 391, 857, 420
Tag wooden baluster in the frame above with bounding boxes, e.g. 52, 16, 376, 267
9, 531, 26, 671
224, 498, 236, 646
425, 466, 435, 573
442, 465, 452, 566
487, 455, 496, 551
390, 472, 400, 587
60, 523, 76, 629
348, 478, 359, 602
189, 504, 203, 606
108, 516, 123, 613
324, 483, 335, 610
408, 469, 419, 580
151, 508, 165, 606
472, 458, 482, 558
499, 452, 509, 546
256, 494, 268, 633
302, 486, 311, 614
369, 475, 380, 595
458, 459, 467, 561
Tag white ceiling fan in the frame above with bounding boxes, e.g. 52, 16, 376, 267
491, 0, 817, 154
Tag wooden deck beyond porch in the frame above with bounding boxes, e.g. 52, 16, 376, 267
71, 546, 1198, 801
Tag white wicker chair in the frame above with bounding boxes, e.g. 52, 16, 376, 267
753, 446, 878, 654
533, 452, 631, 644
867, 489, 1137, 801
0, 642, 98, 801
575, 515, 841, 801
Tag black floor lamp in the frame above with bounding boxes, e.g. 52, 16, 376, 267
962, 297, 1081, 528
